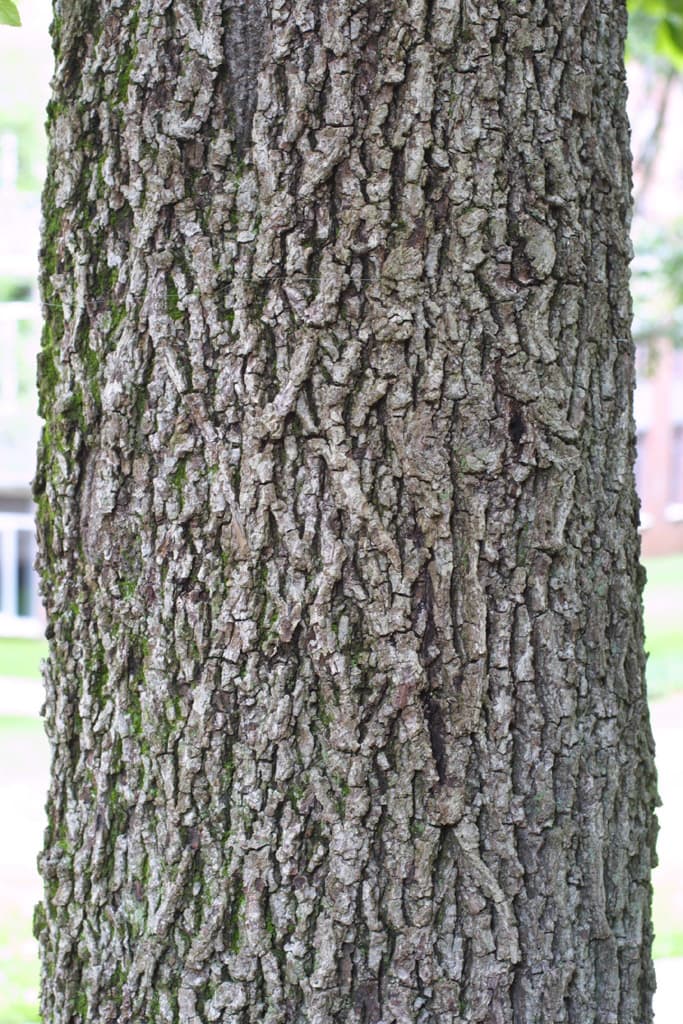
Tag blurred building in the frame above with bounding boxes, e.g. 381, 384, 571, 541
629, 62, 683, 558
0, 131, 43, 636
636, 341, 683, 557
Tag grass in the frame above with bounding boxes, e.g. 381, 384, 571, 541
0, 917, 40, 1024
0, 714, 43, 1024
653, 878, 683, 960
643, 554, 683, 589
0, 715, 43, 738
646, 650, 683, 701
0, 638, 47, 681
653, 926, 683, 959
643, 555, 683, 701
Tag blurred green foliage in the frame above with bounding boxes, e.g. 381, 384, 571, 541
0, 638, 47, 679
643, 556, 683, 701
0, 1, 21, 29
632, 222, 683, 348
627, 4, 683, 353
629, 0, 683, 70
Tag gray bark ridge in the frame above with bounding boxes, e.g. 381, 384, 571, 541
34, 2, 657, 1023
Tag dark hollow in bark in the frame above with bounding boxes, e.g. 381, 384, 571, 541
35, 2, 658, 1022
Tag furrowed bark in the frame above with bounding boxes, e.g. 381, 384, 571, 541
35, 2, 657, 1022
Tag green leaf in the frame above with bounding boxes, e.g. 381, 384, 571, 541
630, 0, 683, 17
628, 0, 683, 68
0, 0, 21, 27
657, 15, 683, 67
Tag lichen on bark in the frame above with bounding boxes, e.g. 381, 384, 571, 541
35, 2, 657, 1023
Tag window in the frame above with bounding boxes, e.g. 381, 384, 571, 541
635, 431, 647, 502
635, 432, 653, 530
669, 425, 683, 509
672, 347, 683, 381
17, 528, 35, 617
0, 300, 41, 409
0, 511, 39, 626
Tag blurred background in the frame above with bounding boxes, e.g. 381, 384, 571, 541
0, 1, 682, 1021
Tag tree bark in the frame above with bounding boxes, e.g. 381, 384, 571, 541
35, 2, 658, 1022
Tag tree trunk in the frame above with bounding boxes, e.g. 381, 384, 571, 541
35, 2, 657, 1022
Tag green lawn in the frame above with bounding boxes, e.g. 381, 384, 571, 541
653, 892, 683, 960
0, 714, 44, 1024
0, 917, 40, 1024
643, 555, 683, 701
0, 715, 43, 739
0, 638, 47, 681
643, 554, 683, 589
